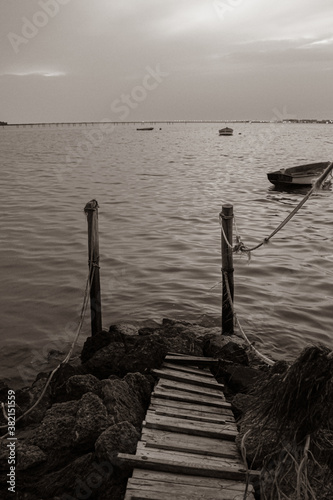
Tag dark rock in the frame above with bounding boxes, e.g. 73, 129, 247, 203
118, 334, 168, 375
66, 374, 103, 400
220, 341, 249, 365
82, 340, 125, 378
83, 334, 167, 379
50, 362, 80, 391
102, 375, 149, 429
203, 335, 249, 364
217, 363, 262, 393
270, 360, 289, 375
115, 324, 138, 336
15, 375, 53, 426
27, 392, 111, 455
81, 318, 212, 379
231, 393, 255, 419
0, 380, 9, 401
73, 392, 111, 450
95, 421, 140, 464
162, 318, 191, 327
0, 439, 10, 469
16, 443, 47, 470
98, 481, 128, 500
158, 320, 204, 355
27, 400, 79, 451
139, 318, 206, 355
138, 326, 156, 336
50, 362, 88, 403
14, 387, 33, 412
80, 327, 123, 363
123, 372, 153, 407
0, 382, 10, 428
0, 490, 41, 500
0, 442, 47, 499
34, 452, 110, 498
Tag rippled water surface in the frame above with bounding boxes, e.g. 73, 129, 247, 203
1, 123, 332, 385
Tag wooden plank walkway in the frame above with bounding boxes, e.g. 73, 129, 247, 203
118, 354, 258, 500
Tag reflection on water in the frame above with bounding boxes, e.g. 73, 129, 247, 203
0, 122, 332, 385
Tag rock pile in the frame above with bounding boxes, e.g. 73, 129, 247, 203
3, 319, 330, 499
0, 319, 208, 500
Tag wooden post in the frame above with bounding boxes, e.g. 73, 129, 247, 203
221, 204, 234, 335
84, 199, 102, 336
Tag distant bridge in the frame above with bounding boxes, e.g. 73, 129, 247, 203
2, 120, 253, 128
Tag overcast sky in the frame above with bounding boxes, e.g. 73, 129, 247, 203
1, 0, 332, 123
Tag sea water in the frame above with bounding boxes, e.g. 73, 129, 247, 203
1, 122, 332, 386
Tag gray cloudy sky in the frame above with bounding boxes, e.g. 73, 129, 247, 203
1, 0, 332, 123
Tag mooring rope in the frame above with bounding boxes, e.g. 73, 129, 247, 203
223, 161, 333, 256
0, 257, 95, 436
218, 162, 333, 368
223, 271, 275, 366
220, 222, 234, 251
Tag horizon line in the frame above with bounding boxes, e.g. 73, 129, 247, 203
2, 118, 333, 126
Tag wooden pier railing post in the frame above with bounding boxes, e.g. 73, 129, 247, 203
221, 204, 234, 335
84, 199, 102, 336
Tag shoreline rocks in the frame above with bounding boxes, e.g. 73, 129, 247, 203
3, 318, 330, 499
0, 318, 210, 499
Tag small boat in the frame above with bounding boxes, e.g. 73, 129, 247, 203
136, 127, 154, 131
219, 127, 233, 136
267, 162, 331, 188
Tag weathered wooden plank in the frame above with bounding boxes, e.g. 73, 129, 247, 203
135, 442, 244, 468
157, 380, 225, 398
117, 453, 260, 482
127, 492, 254, 500
141, 428, 238, 459
166, 352, 185, 356
162, 362, 213, 378
152, 390, 231, 408
131, 469, 254, 493
153, 369, 224, 390
143, 417, 237, 441
150, 398, 234, 416
148, 406, 234, 423
126, 478, 255, 500
147, 408, 235, 426
145, 413, 237, 435
150, 402, 234, 420
156, 368, 221, 386
165, 355, 219, 367
136, 441, 239, 465
154, 386, 224, 403
141, 429, 238, 458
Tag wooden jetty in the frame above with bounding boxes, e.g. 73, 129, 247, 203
118, 354, 259, 500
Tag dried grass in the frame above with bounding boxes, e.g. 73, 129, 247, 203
240, 346, 333, 499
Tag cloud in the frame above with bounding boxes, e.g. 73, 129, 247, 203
1, 0, 333, 122
1, 69, 66, 77
220, 36, 333, 69
305, 36, 333, 46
